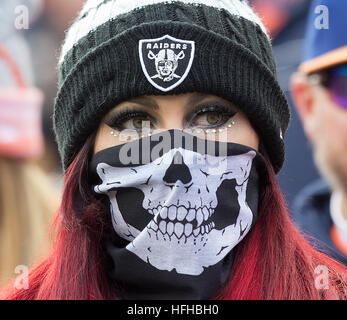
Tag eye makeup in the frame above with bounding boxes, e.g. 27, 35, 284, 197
184, 102, 237, 129
104, 101, 238, 133
104, 107, 156, 132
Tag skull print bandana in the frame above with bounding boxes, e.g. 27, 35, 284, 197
89, 129, 266, 299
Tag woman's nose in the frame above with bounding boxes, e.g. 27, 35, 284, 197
150, 95, 188, 130
159, 118, 185, 131
163, 151, 192, 185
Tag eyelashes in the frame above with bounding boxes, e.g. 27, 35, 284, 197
104, 108, 155, 131
104, 103, 237, 131
185, 104, 237, 128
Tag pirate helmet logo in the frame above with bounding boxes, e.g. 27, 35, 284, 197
139, 35, 195, 92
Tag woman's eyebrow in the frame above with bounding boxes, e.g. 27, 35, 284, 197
185, 93, 212, 107
127, 97, 159, 110
126, 93, 218, 110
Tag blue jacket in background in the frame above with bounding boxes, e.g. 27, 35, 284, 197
292, 179, 347, 266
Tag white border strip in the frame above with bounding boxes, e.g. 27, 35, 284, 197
59, 0, 268, 64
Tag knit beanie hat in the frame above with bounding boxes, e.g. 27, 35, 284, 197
54, 0, 290, 173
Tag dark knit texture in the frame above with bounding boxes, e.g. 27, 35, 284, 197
54, 2, 290, 173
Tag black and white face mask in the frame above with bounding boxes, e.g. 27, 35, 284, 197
89, 129, 265, 299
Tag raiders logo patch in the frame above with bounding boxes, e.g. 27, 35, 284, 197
139, 35, 195, 92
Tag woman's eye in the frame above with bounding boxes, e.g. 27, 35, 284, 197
123, 117, 150, 130
105, 109, 155, 132
191, 111, 232, 128
206, 112, 222, 125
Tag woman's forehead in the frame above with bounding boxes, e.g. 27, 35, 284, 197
117, 93, 234, 107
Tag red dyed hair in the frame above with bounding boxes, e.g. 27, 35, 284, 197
1, 135, 346, 300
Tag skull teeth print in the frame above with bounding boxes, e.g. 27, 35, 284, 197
94, 146, 257, 275
148, 205, 215, 239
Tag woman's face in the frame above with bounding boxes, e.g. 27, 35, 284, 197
94, 92, 259, 154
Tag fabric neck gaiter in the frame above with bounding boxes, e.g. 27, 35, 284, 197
89, 129, 266, 299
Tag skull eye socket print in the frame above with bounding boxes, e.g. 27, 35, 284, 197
90, 129, 265, 299
94, 148, 256, 275
14, 0, 347, 302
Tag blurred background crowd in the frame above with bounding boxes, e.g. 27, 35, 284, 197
0, 0, 346, 285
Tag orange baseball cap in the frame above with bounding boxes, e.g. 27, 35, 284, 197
299, 0, 347, 74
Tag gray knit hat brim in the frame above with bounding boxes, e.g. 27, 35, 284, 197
54, 1, 290, 173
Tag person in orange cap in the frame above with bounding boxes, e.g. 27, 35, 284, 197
291, 0, 347, 265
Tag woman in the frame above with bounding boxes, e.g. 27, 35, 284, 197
2, 0, 346, 300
